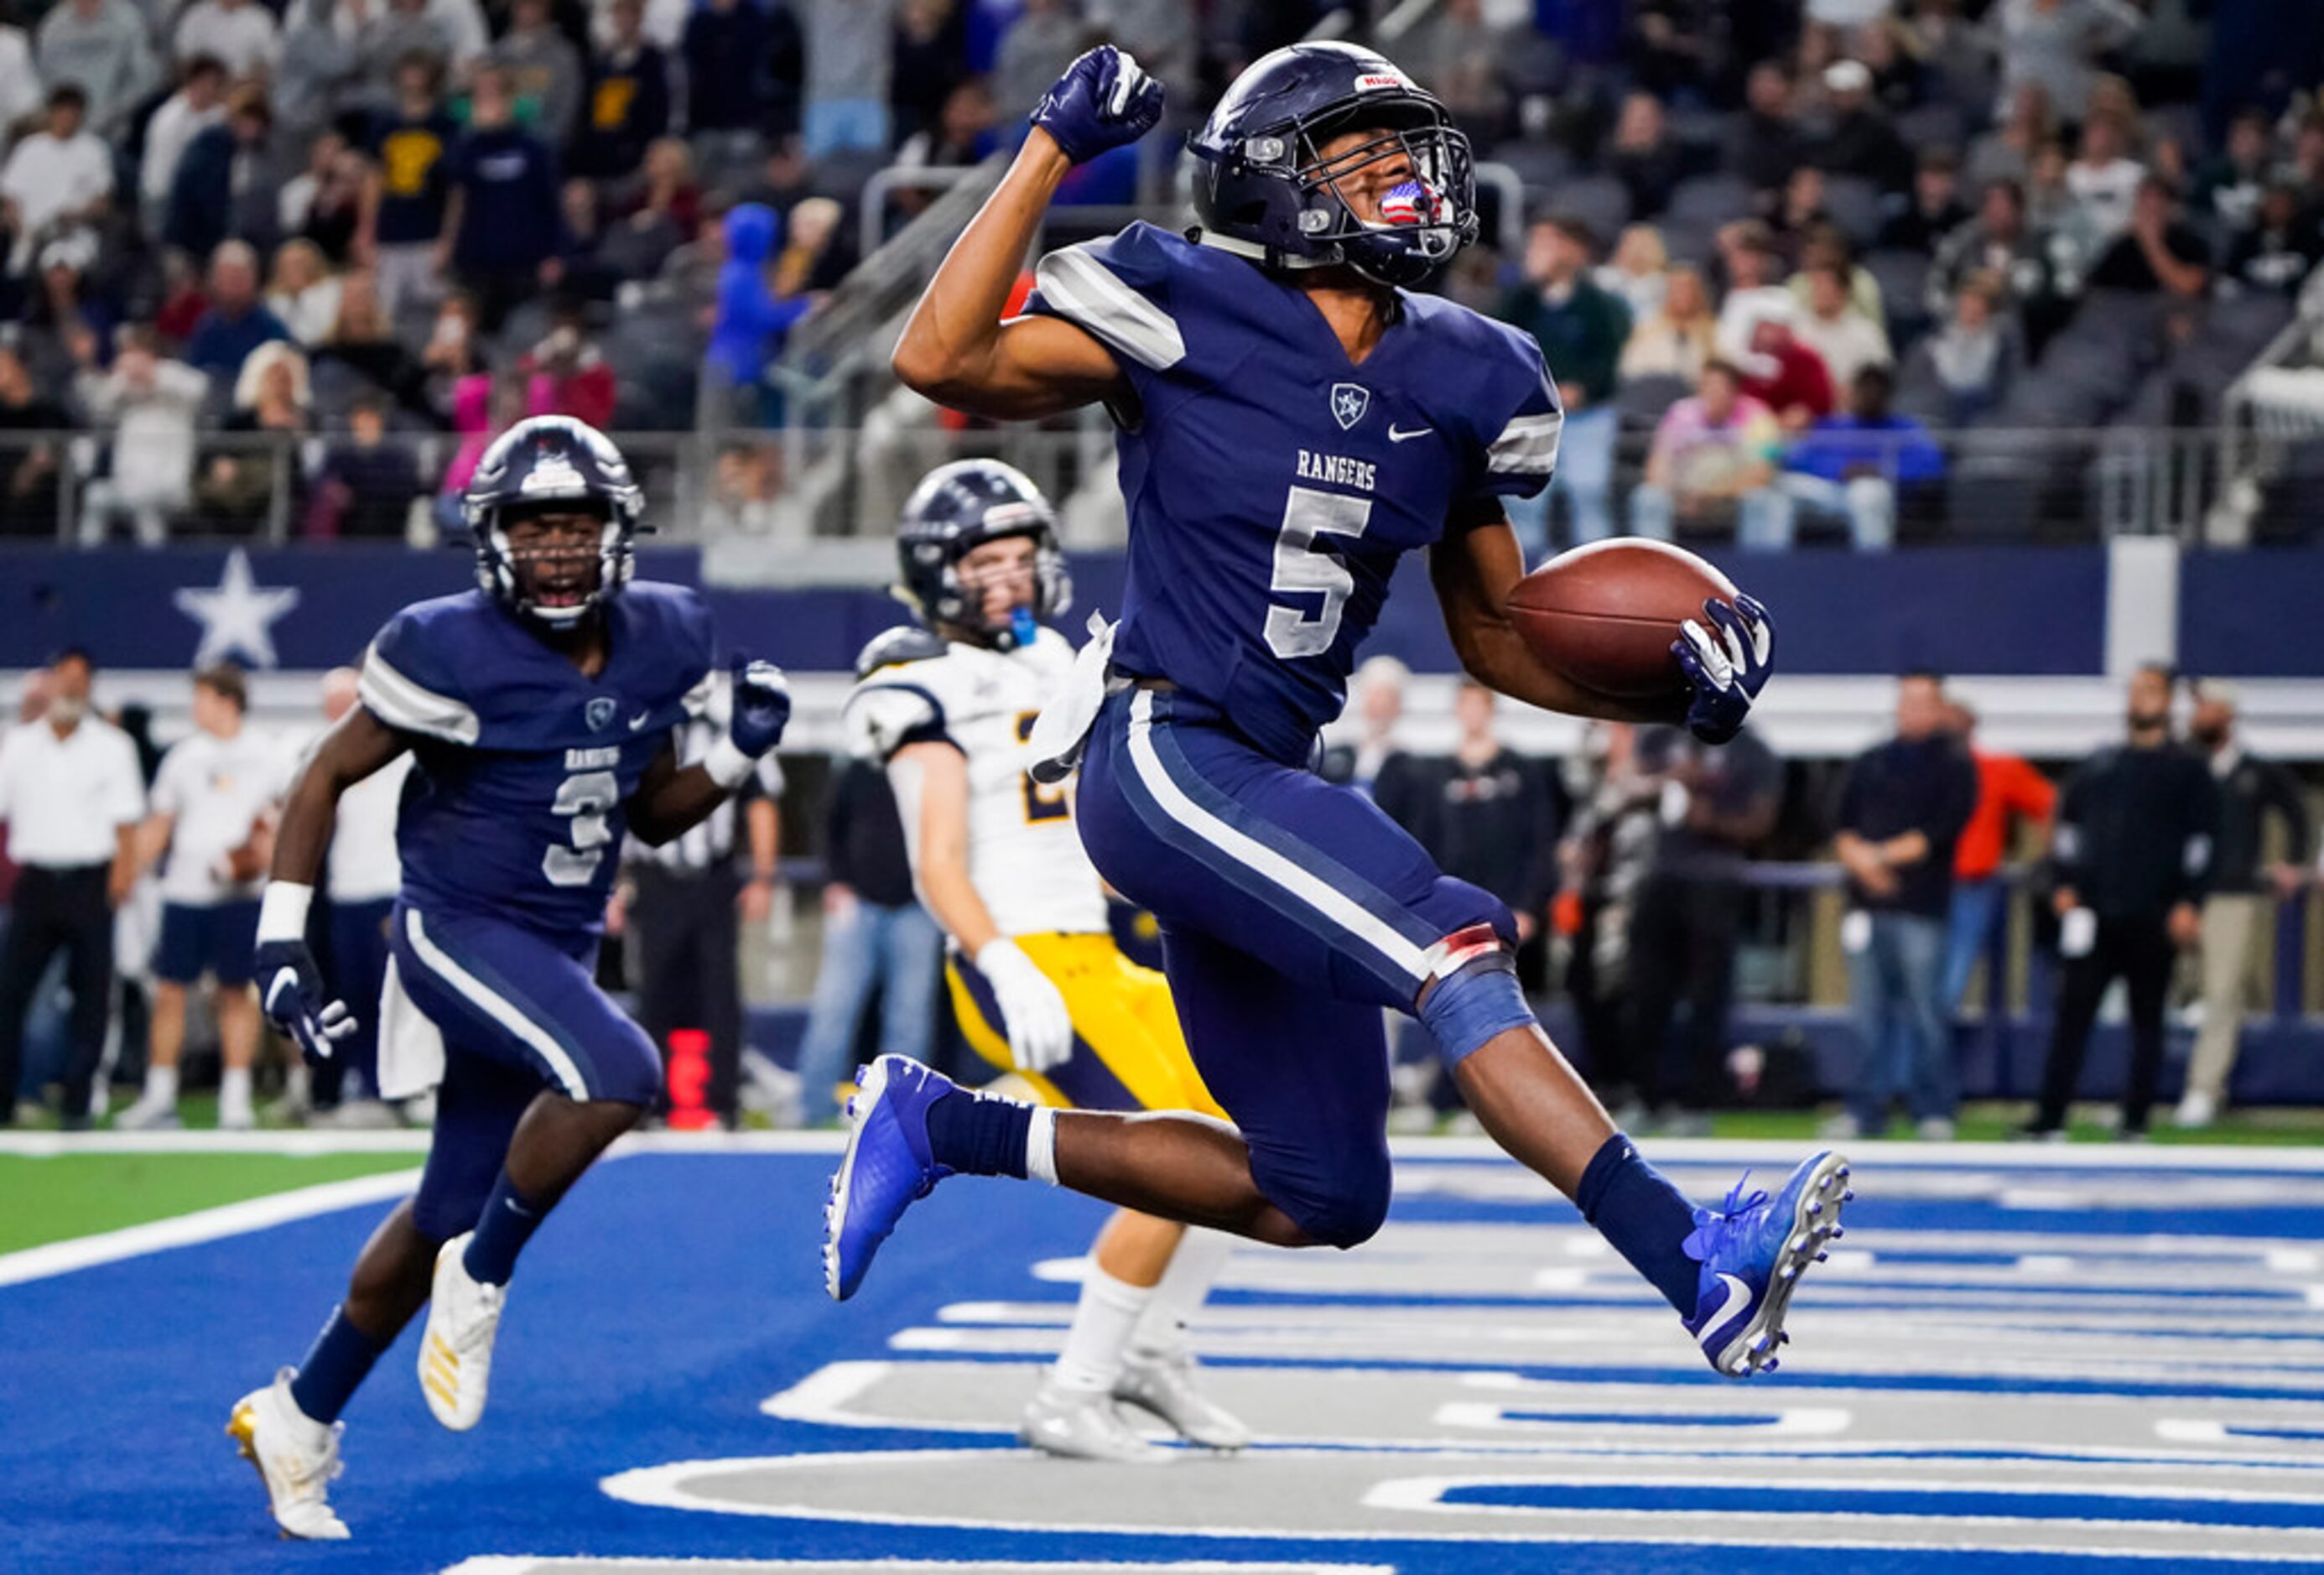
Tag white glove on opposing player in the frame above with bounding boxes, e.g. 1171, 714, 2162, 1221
974, 938, 1075, 1073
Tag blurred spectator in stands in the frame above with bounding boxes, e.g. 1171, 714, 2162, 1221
803, 0, 895, 157
437, 364, 524, 528
1999, 0, 2143, 126
1620, 262, 1718, 384
438, 65, 564, 331
1319, 655, 1419, 803
793, 756, 941, 1123
317, 268, 430, 415
1904, 0, 1998, 109
1713, 220, 1789, 351
2025, 137, 2079, 242
2178, 682, 2311, 1130
1878, 147, 1971, 253
0, 647, 144, 1129
2028, 663, 2218, 1141
283, 133, 367, 263
994, 0, 1084, 123
520, 299, 616, 428
2, 87, 115, 276
2083, 176, 2213, 299
164, 86, 278, 262
707, 201, 809, 424
1554, 721, 1654, 1120
556, 178, 621, 299
355, 0, 452, 104
1791, 225, 1885, 325
1794, 261, 1890, 392
622, 136, 702, 244
1498, 215, 1628, 556
36, 0, 159, 141
493, 0, 582, 150
1738, 295, 1834, 433
573, 0, 668, 179
202, 340, 310, 531
1736, 61, 1807, 201
1852, 17, 1925, 112
1438, 680, 1562, 948
275, 0, 358, 147
773, 194, 847, 293
309, 391, 420, 538
1630, 359, 1791, 548
699, 439, 784, 534
890, 79, 998, 224
25, 231, 116, 372
75, 325, 206, 544
681, 0, 773, 136
1941, 699, 2055, 1012
2224, 183, 2321, 295
1814, 58, 1912, 192
186, 240, 293, 382
2192, 107, 2275, 236
1620, 720, 1783, 1133
142, 57, 231, 240
1914, 271, 2018, 424
888, 0, 964, 151
1400, 0, 1507, 143
267, 238, 342, 346
361, 53, 455, 320
0, 1, 40, 135
1769, 164, 1834, 269
176, 0, 279, 79
2287, 114, 2324, 216
1629, 0, 1713, 101
1605, 91, 1692, 222
0, 342, 66, 538
1779, 364, 1938, 549
1925, 179, 2067, 340
1968, 82, 2055, 190
1595, 223, 1669, 323
2066, 112, 2148, 247
1832, 670, 1977, 1140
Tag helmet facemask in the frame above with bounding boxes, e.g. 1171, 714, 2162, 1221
926, 519, 1073, 651
1292, 104, 1479, 287
480, 499, 628, 627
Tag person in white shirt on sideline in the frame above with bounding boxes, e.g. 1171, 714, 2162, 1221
0, 648, 145, 1128
307, 666, 413, 1125
117, 665, 285, 1131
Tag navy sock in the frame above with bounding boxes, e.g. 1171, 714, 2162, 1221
461, 1170, 547, 1286
923, 1089, 1032, 1178
1577, 1134, 1703, 1315
288, 1307, 388, 1425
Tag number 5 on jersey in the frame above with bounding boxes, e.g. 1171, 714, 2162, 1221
1265, 485, 1373, 658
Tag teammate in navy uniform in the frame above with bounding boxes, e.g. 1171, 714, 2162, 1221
826, 42, 1853, 1382
226, 416, 791, 1540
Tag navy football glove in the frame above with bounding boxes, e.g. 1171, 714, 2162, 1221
730, 654, 791, 756
1673, 593, 1774, 746
1032, 46, 1164, 166
257, 937, 356, 1063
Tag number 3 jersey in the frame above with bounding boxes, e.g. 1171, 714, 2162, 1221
841, 625, 1110, 941
1022, 221, 1562, 766
355, 584, 715, 935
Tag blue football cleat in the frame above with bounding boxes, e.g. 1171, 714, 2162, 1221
823, 1055, 959, 1301
1681, 1150, 1853, 1378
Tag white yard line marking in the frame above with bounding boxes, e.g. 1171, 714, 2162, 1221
0, 1168, 422, 1287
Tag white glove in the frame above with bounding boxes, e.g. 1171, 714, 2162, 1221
975, 938, 1075, 1073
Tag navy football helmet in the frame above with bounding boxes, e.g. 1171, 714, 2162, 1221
897, 460, 1070, 649
1188, 41, 1479, 288
462, 416, 647, 626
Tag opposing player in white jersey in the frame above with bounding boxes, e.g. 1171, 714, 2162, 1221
839, 460, 1246, 1460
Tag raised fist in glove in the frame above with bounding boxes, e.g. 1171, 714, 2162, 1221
1032, 45, 1164, 166
975, 937, 1075, 1073
1672, 593, 1774, 746
707, 654, 791, 789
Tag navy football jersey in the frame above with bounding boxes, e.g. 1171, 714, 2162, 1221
355, 584, 715, 934
1022, 221, 1561, 764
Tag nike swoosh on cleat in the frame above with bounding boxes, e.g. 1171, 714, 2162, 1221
1699, 1271, 1751, 1348
1388, 424, 1431, 442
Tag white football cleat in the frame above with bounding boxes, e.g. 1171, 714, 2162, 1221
2175, 1090, 2217, 1130
418, 1235, 504, 1431
226, 1369, 350, 1540
1020, 1380, 1172, 1463
113, 1093, 181, 1131
1114, 1349, 1250, 1450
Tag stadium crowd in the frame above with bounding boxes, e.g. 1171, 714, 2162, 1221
0, 0, 2302, 543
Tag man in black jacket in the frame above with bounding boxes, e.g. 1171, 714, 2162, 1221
1833, 672, 1978, 1141
2177, 682, 2311, 1128
2029, 665, 2222, 1139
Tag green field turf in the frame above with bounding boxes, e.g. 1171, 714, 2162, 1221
0, 1151, 420, 1255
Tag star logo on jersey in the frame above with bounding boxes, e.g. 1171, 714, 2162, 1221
1330, 382, 1370, 431
585, 696, 617, 730
173, 548, 301, 669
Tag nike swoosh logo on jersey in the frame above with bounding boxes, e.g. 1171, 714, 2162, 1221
1389, 424, 1431, 442
628, 712, 652, 730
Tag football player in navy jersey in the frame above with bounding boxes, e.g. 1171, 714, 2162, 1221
828, 41, 1855, 1385
226, 417, 790, 1540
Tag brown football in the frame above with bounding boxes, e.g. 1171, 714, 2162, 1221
1505, 539, 1739, 700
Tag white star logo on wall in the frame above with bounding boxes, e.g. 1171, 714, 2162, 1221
173, 548, 301, 669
